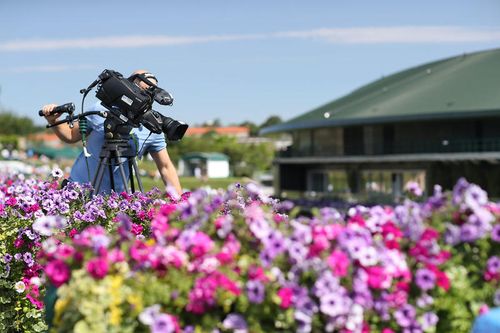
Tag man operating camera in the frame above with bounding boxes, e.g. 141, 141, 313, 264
41, 69, 182, 196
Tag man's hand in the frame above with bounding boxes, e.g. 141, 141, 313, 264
151, 149, 183, 196
40, 103, 82, 144
41, 104, 61, 125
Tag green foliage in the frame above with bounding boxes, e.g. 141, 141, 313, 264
259, 115, 282, 130
167, 134, 275, 177
423, 195, 499, 333
0, 135, 19, 150
140, 176, 249, 192
0, 111, 41, 136
238, 121, 259, 137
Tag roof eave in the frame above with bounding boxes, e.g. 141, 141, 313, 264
260, 109, 500, 134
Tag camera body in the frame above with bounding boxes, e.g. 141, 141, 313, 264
95, 69, 187, 141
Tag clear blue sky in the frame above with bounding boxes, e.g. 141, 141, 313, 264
0, 0, 499, 127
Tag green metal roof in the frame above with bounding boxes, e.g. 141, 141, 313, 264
181, 152, 229, 161
261, 48, 500, 134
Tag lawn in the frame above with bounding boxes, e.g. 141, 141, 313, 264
140, 176, 249, 192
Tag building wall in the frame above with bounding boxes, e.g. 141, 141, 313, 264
207, 160, 230, 178
277, 160, 500, 198
278, 117, 500, 198
285, 118, 500, 158
279, 164, 308, 191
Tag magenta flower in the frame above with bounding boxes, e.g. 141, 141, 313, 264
86, 257, 109, 279
277, 287, 293, 309
327, 250, 349, 277
45, 260, 71, 287
366, 266, 391, 289
131, 223, 144, 236
55, 244, 75, 259
190, 232, 214, 258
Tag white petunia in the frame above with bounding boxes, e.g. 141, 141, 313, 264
14, 281, 26, 293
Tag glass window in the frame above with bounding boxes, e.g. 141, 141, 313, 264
313, 127, 343, 156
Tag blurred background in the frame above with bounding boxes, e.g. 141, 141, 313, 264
0, 0, 499, 205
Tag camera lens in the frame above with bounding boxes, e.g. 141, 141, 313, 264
161, 116, 188, 141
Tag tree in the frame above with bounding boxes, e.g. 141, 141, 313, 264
166, 134, 275, 177
0, 110, 42, 135
259, 115, 282, 129
238, 121, 259, 137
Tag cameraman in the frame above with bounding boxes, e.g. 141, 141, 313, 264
41, 69, 182, 196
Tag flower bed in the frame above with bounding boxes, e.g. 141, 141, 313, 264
0, 172, 499, 332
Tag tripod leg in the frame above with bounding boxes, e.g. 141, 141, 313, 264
117, 160, 130, 193
92, 156, 109, 195
131, 158, 144, 192
128, 159, 135, 193
109, 160, 115, 192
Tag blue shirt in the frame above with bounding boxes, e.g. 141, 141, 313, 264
69, 103, 166, 194
472, 308, 500, 333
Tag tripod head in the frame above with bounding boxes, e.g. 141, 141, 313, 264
102, 108, 134, 141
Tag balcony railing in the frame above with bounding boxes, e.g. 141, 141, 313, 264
278, 138, 500, 158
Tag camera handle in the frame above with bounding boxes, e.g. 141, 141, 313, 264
44, 111, 108, 129
38, 103, 75, 117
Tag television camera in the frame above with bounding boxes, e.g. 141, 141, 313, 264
39, 69, 189, 194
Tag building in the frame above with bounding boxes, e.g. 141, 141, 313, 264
261, 48, 500, 199
26, 131, 81, 160
178, 152, 230, 178
185, 126, 250, 139
27, 132, 63, 148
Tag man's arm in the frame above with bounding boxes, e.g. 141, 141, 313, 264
41, 104, 82, 144
150, 148, 183, 196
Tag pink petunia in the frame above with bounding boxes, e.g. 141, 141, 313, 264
45, 260, 71, 287
190, 232, 214, 258
327, 250, 349, 277
366, 266, 392, 289
86, 257, 109, 279
277, 287, 293, 309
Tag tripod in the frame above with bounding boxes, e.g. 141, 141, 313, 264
91, 136, 144, 195
43, 107, 146, 195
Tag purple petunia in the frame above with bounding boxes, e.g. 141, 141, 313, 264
394, 304, 417, 328
444, 223, 461, 245
320, 292, 350, 317
222, 314, 248, 333
416, 294, 434, 308
152, 314, 176, 333
295, 310, 313, 333
3, 254, 12, 263
32, 216, 67, 236
263, 231, 287, 258
492, 225, 500, 242
23, 252, 34, 267
494, 290, 500, 306
415, 268, 436, 291
460, 224, 480, 242
51, 167, 64, 179
314, 271, 339, 297
246, 280, 265, 304
420, 311, 439, 330
487, 256, 500, 273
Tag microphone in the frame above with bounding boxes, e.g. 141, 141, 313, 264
38, 103, 75, 117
